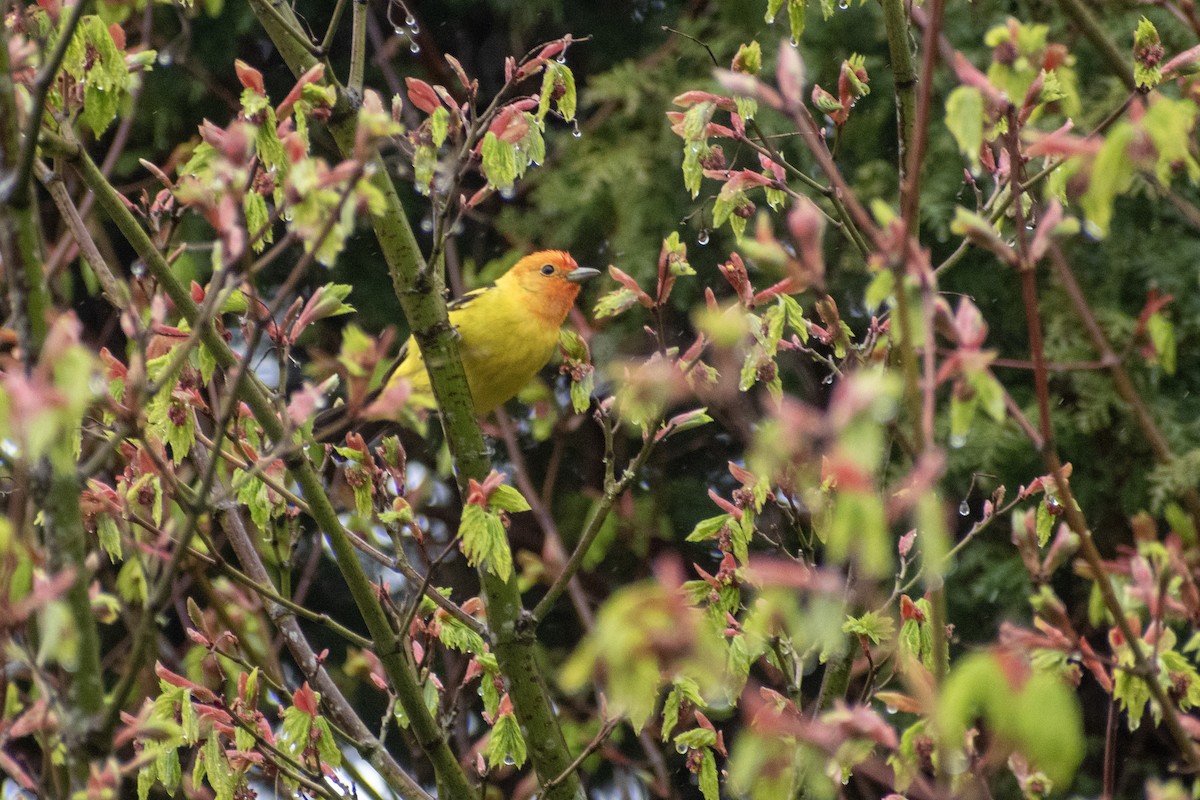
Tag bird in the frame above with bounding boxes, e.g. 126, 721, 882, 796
316, 250, 598, 442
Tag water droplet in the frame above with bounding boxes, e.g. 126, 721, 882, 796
556, 54, 567, 64
409, 21, 420, 34
410, 40, 421, 54
503, 754, 516, 766
675, 742, 689, 755
790, 36, 799, 47
157, 50, 174, 66
420, 216, 433, 232
838, 0, 849, 8
697, 229, 709, 245
948, 433, 967, 448
571, 121, 582, 138
499, 186, 516, 200
885, 705, 898, 714
393, 25, 404, 35
958, 500, 970, 517
405, 12, 416, 25
130, 260, 147, 278
822, 373, 834, 385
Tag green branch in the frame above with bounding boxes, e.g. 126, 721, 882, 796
246, 3, 585, 797
881, 0, 918, 182
40, 129, 471, 800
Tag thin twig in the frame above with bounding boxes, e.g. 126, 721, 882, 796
533, 416, 663, 624
6, 0, 88, 204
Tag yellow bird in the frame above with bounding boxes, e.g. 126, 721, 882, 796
318, 250, 597, 440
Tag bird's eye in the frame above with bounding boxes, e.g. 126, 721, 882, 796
540, 264, 556, 276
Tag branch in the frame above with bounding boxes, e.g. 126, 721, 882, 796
6, 0, 88, 206
881, 0, 918, 184
533, 414, 661, 623
0, 17, 50, 354
194, 448, 434, 800
40, 129, 467, 800
1053, 0, 1138, 91
1005, 143, 1200, 767
245, 5, 587, 797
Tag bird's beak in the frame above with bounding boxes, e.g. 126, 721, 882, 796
567, 267, 601, 283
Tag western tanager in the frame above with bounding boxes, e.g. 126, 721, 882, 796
318, 250, 597, 440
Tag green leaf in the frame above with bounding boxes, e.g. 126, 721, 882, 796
1036, 499, 1054, 547
949, 391, 978, 447
75, 16, 130, 137
486, 711, 528, 768
1134, 17, 1163, 89
843, 610, 895, 645
481, 131, 518, 192
243, 192, 271, 253
165, 400, 196, 463
460, 504, 513, 582
538, 62, 578, 122
594, 287, 644, 318
826, 491, 891, 578
438, 615, 487, 655
1147, 311, 1177, 375
944, 87, 984, 171
787, 0, 806, 41
570, 371, 595, 413
313, 716, 341, 767
661, 677, 703, 741
413, 144, 437, 195
940, 652, 1083, 787
1081, 124, 1135, 237
97, 514, 122, 562
430, 106, 450, 147
489, 484, 531, 513
699, 748, 720, 800
676, 727, 718, 750
117, 558, 148, 606
687, 514, 730, 542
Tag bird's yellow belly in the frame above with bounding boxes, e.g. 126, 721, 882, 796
393, 329, 557, 415
459, 333, 557, 413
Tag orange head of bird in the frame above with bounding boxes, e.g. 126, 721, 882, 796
499, 250, 600, 324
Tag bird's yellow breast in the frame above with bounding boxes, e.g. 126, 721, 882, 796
389, 282, 561, 414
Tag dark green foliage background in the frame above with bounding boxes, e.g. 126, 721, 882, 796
73, 0, 1200, 795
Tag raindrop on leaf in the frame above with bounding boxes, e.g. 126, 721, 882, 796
958, 500, 970, 517
697, 229, 710, 245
